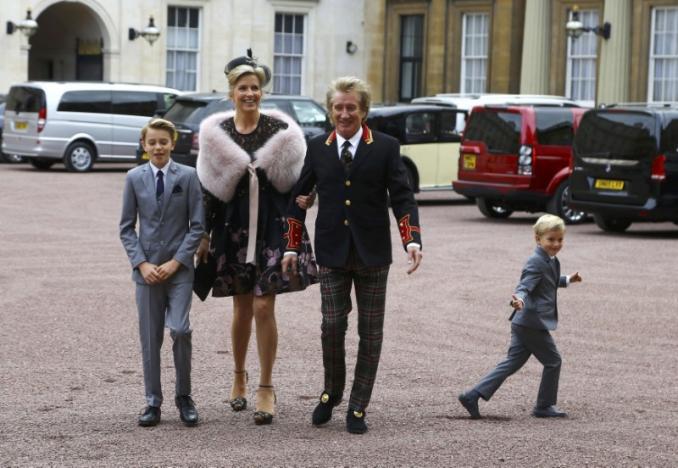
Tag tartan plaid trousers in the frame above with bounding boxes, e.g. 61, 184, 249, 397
318, 257, 390, 411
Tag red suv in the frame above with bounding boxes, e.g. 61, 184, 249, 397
453, 105, 587, 224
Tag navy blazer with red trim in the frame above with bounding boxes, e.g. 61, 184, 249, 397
285, 125, 422, 268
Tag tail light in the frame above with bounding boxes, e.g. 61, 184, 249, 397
651, 154, 666, 181
37, 106, 47, 133
192, 133, 199, 151
518, 145, 532, 175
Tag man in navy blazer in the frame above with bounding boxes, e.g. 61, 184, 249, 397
459, 214, 581, 419
282, 76, 422, 434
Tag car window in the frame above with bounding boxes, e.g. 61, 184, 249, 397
439, 111, 464, 142
261, 101, 283, 111
57, 90, 111, 114
576, 111, 657, 158
164, 101, 208, 124
290, 100, 327, 126
661, 117, 678, 154
405, 112, 437, 143
6, 86, 46, 113
160, 93, 178, 112
112, 91, 159, 116
464, 110, 521, 154
535, 108, 574, 146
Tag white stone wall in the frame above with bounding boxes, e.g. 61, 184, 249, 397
0, 0, 368, 104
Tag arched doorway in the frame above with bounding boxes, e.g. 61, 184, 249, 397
29, 2, 109, 81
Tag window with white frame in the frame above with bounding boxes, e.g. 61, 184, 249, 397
565, 9, 599, 106
274, 13, 304, 95
649, 7, 678, 103
166, 7, 200, 91
399, 15, 424, 101
460, 13, 489, 94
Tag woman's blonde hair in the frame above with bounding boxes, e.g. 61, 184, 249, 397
533, 214, 565, 236
326, 76, 371, 118
227, 64, 267, 98
141, 118, 177, 142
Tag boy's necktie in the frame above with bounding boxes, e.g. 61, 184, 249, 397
156, 171, 164, 198
341, 141, 353, 173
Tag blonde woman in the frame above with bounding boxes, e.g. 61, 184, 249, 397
196, 50, 317, 425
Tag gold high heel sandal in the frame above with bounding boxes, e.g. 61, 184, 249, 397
253, 385, 276, 425
229, 370, 248, 412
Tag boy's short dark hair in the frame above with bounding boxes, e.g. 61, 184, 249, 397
141, 118, 177, 142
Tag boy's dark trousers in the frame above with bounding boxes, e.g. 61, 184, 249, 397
473, 323, 562, 408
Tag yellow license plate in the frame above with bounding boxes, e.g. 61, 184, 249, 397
141, 152, 149, 160
463, 154, 476, 170
14, 121, 28, 130
594, 179, 624, 190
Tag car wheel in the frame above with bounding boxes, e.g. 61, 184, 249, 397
29, 158, 55, 170
476, 197, 513, 219
404, 164, 418, 193
593, 214, 631, 233
547, 180, 586, 224
64, 141, 95, 172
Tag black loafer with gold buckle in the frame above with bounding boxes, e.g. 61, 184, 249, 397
311, 391, 340, 426
346, 408, 368, 434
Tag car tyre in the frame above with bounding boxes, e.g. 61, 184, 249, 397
29, 158, 55, 170
476, 197, 513, 219
547, 180, 586, 225
64, 141, 96, 172
593, 214, 631, 233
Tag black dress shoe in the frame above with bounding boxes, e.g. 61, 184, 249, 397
175, 395, 199, 426
458, 391, 481, 419
138, 406, 161, 427
311, 392, 340, 426
346, 409, 368, 434
532, 405, 567, 418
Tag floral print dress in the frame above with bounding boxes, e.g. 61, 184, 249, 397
203, 114, 318, 297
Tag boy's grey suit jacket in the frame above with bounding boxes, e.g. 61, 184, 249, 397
511, 246, 567, 331
119, 161, 205, 285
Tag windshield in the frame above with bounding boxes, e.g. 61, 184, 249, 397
164, 100, 208, 125
464, 110, 521, 154
575, 111, 657, 157
6, 86, 45, 113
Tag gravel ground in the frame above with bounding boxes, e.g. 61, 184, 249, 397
1, 163, 677, 467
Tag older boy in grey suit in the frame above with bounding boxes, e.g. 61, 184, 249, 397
120, 118, 204, 427
459, 214, 582, 419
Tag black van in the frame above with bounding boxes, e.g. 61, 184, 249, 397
569, 106, 678, 232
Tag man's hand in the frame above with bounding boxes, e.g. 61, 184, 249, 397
281, 253, 298, 276
510, 294, 524, 310
139, 262, 161, 285
156, 259, 181, 282
296, 192, 316, 210
570, 271, 582, 283
196, 237, 210, 264
406, 246, 422, 275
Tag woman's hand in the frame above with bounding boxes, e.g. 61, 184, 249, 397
196, 237, 210, 264
296, 191, 316, 210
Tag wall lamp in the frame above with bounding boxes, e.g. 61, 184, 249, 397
566, 7, 611, 40
6, 9, 39, 38
129, 16, 161, 45
346, 40, 358, 55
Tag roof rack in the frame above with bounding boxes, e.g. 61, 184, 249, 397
601, 102, 677, 109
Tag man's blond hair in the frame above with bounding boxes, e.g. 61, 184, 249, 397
326, 76, 371, 120
533, 214, 566, 236
141, 118, 177, 142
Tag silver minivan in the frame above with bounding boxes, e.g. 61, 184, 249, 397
2, 82, 180, 171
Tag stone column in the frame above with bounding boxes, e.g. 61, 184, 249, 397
519, 0, 551, 94
597, 0, 631, 105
